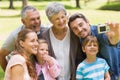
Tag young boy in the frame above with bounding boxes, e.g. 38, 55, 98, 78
76, 36, 110, 80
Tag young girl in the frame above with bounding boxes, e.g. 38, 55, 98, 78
4, 29, 38, 80
33, 39, 61, 80
76, 35, 110, 80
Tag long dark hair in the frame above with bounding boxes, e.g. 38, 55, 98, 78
14, 29, 37, 79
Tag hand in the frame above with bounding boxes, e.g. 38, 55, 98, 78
42, 54, 54, 67
106, 22, 120, 45
107, 22, 119, 31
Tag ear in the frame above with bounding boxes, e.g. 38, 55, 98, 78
21, 19, 25, 25
19, 40, 24, 48
82, 47, 86, 52
86, 19, 90, 24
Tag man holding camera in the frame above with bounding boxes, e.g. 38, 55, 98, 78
68, 13, 120, 80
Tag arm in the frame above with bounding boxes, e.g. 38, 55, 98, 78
43, 55, 60, 78
0, 48, 10, 71
11, 64, 24, 80
106, 22, 120, 45
104, 71, 110, 80
0, 30, 17, 71
47, 58, 61, 78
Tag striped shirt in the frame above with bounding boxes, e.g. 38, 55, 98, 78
76, 57, 110, 80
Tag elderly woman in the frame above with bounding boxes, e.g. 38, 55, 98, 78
41, 2, 84, 80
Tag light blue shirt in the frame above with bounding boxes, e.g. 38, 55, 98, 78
76, 57, 109, 80
90, 26, 120, 80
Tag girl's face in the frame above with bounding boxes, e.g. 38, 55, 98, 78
37, 43, 48, 60
82, 41, 98, 56
20, 32, 38, 55
50, 10, 67, 30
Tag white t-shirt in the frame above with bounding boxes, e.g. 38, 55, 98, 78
49, 27, 71, 80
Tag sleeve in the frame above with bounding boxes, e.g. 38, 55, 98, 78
1, 32, 16, 52
104, 59, 110, 73
47, 57, 61, 78
76, 64, 83, 80
7, 55, 25, 69
1, 26, 24, 52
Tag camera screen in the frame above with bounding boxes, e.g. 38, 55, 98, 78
100, 26, 106, 32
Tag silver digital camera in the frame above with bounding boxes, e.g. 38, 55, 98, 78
97, 24, 110, 34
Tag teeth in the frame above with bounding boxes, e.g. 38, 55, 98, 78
33, 47, 37, 50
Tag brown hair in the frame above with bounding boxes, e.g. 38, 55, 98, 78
14, 29, 37, 79
82, 35, 99, 49
38, 38, 48, 45
68, 13, 88, 28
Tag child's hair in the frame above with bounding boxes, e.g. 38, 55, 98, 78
38, 38, 48, 45
82, 35, 99, 48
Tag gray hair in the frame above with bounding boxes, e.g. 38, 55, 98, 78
21, 5, 37, 19
45, 2, 67, 20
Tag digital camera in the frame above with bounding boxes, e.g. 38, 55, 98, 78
97, 24, 110, 34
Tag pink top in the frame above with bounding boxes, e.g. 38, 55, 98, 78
36, 57, 61, 80
4, 54, 33, 80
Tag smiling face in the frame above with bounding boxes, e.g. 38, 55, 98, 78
82, 41, 99, 56
50, 11, 67, 30
36, 42, 48, 61
70, 18, 91, 38
20, 32, 38, 55
82, 36, 99, 57
22, 10, 41, 32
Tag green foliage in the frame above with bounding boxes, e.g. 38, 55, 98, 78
99, 2, 120, 11
29, 0, 69, 1
0, 67, 4, 80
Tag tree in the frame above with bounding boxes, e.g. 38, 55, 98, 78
9, 0, 28, 9
84, 0, 90, 6
22, 0, 28, 8
75, 0, 80, 8
107, 0, 110, 4
9, 0, 14, 9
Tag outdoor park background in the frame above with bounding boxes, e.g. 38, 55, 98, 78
0, 0, 120, 79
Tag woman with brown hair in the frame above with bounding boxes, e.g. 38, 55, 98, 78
4, 29, 38, 80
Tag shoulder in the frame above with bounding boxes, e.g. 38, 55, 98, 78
11, 25, 25, 36
11, 54, 25, 62
77, 61, 85, 69
97, 57, 107, 63
90, 25, 98, 33
40, 24, 50, 33
1, 25, 25, 51
41, 28, 50, 37
8, 55, 25, 68
2, 25, 24, 43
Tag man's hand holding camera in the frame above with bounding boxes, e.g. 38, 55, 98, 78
106, 22, 120, 45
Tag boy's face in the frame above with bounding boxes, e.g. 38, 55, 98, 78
70, 18, 91, 38
82, 42, 98, 56
37, 43, 48, 60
